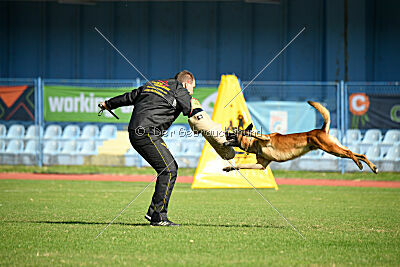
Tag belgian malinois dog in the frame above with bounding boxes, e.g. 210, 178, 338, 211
223, 101, 378, 174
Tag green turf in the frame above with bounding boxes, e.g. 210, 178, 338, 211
1, 165, 399, 181
0, 179, 399, 265
272, 169, 400, 181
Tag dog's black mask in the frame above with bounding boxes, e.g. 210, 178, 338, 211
224, 123, 255, 147
224, 130, 240, 147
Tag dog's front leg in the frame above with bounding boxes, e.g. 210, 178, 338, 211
223, 163, 266, 172
223, 155, 271, 172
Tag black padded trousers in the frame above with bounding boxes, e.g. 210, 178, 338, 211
129, 131, 178, 222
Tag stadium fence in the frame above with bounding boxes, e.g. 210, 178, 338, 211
0, 77, 399, 173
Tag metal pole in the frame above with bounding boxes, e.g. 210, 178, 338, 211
38, 77, 43, 167
344, 81, 349, 144
340, 80, 345, 174
336, 82, 342, 173
34, 78, 39, 166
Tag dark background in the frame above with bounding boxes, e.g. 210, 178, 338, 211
1, 0, 399, 81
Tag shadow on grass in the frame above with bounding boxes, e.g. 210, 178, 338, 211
2, 220, 285, 229
2, 220, 149, 227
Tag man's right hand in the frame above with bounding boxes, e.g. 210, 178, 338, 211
99, 102, 108, 110
98, 102, 119, 120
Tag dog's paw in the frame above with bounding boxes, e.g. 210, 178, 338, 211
358, 163, 363, 170
223, 166, 235, 172
372, 165, 379, 174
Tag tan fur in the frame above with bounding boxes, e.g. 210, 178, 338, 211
308, 101, 330, 133
223, 101, 378, 174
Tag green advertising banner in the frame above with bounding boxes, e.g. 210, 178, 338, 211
44, 85, 218, 123
44, 85, 134, 123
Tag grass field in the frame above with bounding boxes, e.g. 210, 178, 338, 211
0, 178, 399, 265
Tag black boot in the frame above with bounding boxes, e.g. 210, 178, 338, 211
150, 212, 180, 227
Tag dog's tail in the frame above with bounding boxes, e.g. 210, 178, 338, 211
308, 101, 330, 134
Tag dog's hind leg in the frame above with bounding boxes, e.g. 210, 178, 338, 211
311, 135, 363, 170
353, 153, 378, 174
328, 149, 363, 170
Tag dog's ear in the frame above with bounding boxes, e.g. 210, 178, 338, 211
244, 123, 253, 132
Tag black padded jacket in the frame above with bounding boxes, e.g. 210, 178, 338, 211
105, 79, 193, 135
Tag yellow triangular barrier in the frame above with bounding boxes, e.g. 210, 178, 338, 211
192, 75, 278, 189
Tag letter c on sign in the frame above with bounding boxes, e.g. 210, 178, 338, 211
352, 95, 366, 112
391, 105, 400, 123
349, 93, 370, 116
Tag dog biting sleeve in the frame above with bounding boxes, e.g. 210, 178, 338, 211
188, 110, 235, 160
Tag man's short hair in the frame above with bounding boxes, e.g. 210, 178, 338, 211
175, 70, 194, 84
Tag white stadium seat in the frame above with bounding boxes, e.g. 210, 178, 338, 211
79, 125, 99, 140
362, 129, 382, 144
20, 140, 39, 165
6, 124, 25, 139
24, 125, 43, 140
2, 139, 24, 165
44, 125, 62, 140
382, 130, 400, 145
0, 124, 6, 139
365, 145, 382, 161
61, 125, 80, 140
343, 129, 362, 145
98, 125, 117, 141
